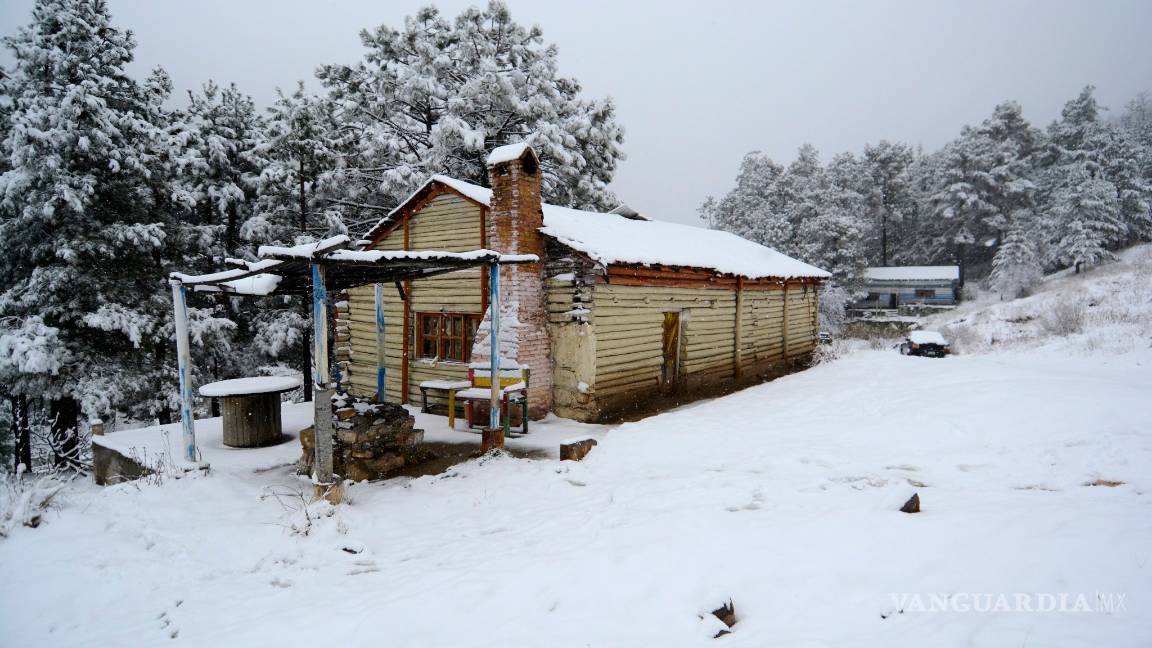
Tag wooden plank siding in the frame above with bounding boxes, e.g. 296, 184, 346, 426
345, 193, 485, 410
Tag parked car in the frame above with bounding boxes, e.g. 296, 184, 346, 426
899, 330, 950, 357
818, 331, 833, 345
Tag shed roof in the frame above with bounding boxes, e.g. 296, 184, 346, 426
170, 235, 536, 296
367, 176, 830, 280
864, 266, 960, 282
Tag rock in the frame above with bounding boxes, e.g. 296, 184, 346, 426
392, 429, 424, 446
711, 600, 737, 638
337, 430, 362, 445
560, 438, 598, 461
345, 453, 405, 482
299, 426, 315, 450
900, 493, 921, 513
336, 407, 358, 420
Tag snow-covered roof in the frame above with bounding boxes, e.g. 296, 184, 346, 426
371, 176, 830, 280
486, 141, 534, 166
864, 266, 960, 281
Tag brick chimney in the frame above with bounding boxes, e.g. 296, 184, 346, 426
476, 141, 553, 418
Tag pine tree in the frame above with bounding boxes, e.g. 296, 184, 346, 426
700, 151, 787, 246
0, 0, 178, 466
244, 85, 347, 401
1038, 87, 1127, 269
861, 141, 914, 266
990, 220, 1042, 297
316, 1, 625, 228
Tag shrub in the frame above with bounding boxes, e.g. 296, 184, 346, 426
1040, 300, 1087, 336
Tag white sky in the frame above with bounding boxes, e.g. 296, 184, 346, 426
3, 0, 1151, 226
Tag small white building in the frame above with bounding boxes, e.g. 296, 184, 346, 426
853, 266, 960, 310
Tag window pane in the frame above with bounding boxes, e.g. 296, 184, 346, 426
422, 315, 438, 336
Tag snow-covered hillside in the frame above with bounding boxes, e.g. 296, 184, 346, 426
2, 258, 1151, 647
922, 243, 1152, 356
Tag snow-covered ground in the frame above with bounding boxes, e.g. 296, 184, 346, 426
2, 259, 1151, 647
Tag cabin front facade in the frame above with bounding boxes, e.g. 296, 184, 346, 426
337, 143, 829, 423
851, 266, 961, 311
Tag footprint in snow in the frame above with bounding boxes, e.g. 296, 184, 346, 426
726, 490, 764, 512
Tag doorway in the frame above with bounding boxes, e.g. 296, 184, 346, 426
661, 311, 682, 392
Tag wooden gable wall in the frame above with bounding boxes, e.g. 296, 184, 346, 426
343, 191, 486, 406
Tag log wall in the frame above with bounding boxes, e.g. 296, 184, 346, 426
345, 193, 484, 409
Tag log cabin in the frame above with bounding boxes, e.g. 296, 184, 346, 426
337, 142, 829, 423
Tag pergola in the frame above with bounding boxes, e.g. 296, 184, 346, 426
168, 234, 536, 487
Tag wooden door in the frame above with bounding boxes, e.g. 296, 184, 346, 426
661, 311, 681, 392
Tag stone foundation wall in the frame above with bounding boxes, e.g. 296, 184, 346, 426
300, 399, 427, 482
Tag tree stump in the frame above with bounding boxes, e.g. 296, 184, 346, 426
222, 393, 282, 448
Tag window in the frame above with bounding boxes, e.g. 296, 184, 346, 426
915, 289, 935, 298
415, 312, 482, 363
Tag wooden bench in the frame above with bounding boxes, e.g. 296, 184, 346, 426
418, 379, 472, 429
457, 365, 530, 435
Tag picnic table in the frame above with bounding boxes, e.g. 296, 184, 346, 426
418, 380, 472, 429
199, 376, 302, 448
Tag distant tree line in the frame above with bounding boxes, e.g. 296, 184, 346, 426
0, 0, 624, 473
702, 89, 1152, 304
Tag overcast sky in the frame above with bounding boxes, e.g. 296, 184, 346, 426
3, 0, 1151, 226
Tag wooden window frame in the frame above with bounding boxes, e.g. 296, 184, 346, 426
415, 312, 482, 363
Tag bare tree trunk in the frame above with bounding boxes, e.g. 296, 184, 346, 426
12, 395, 32, 473
881, 210, 889, 266
50, 396, 80, 471
299, 161, 313, 402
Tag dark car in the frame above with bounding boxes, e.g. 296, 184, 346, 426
899, 330, 950, 358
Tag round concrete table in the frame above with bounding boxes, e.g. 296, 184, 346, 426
199, 377, 302, 448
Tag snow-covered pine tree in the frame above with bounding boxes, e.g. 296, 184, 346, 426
929, 102, 1039, 282
1049, 163, 1124, 272
316, 1, 625, 228
700, 151, 788, 247
173, 81, 268, 256
0, 0, 185, 466
861, 141, 914, 266
1038, 87, 1127, 270
990, 218, 1042, 298
245, 84, 347, 401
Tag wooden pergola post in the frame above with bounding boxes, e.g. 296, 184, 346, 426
311, 264, 335, 487
374, 283, 386, 402
169, 280, 199, 463
482, 259, 504, 450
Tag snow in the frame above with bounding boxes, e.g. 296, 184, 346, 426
198, 376, 303, 397
485, 140, 534, 166
907, 330, 948, 345
5, 344, 1150, 646
91, 401, 314, 473
171, 259, 285, 295
4, 255, 1152, 646
418, 380, 472, 390
865, 266, 961, 281
371, 176, 830, 279
256, 234, 352, 259
324, 248, 537, 265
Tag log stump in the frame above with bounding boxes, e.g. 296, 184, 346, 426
222, 393, 283, 448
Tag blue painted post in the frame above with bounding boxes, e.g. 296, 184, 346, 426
488, 260, 501, 432
311, 264, 334, 484
170, 281, 198, 463
374, 283, 386, 402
